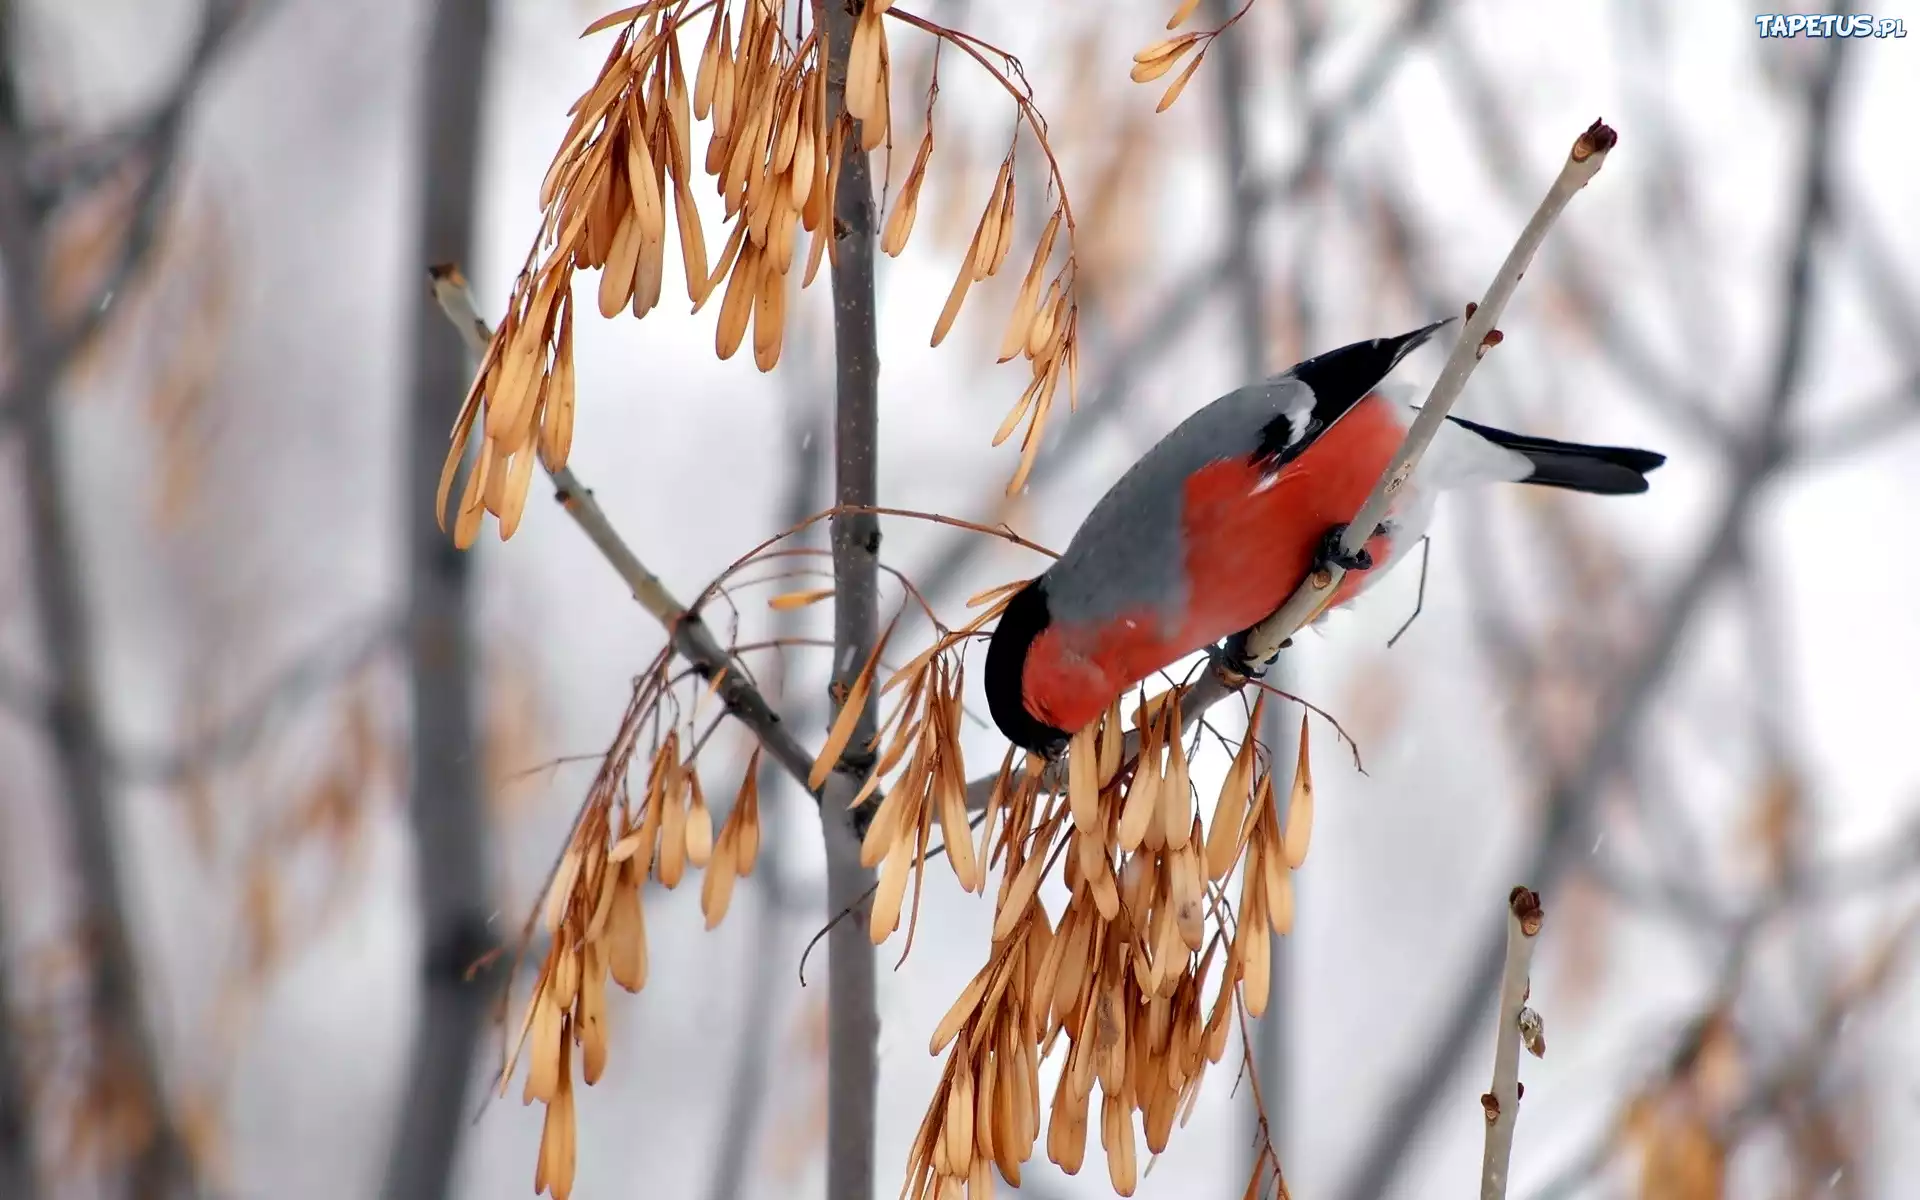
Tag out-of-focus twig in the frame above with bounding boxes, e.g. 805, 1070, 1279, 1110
429, 272, 821, 801
0, 885, 34, 1200
1433, 19, 1731, 449
380, 1, 496, 1197
1336, 33, 1853, 1200
1794, 374, 1920, 463
1524, 908, 1917, 1200
1480, 887, 1545, 1200
702, 316, 830, 1200
112, 613, 399, 786
0, 0, 256, 427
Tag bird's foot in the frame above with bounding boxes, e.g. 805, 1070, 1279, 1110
1314, 523, 1380, 573
1216, 633, 1291, 682
1247, 643, 1290, 678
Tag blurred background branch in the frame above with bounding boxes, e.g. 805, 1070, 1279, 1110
1334, 26, 1857, 1200
379, 0, 496, 1197
0, 2, 255, 1196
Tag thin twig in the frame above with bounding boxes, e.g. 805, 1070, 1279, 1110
1236, 120, 1617, 667
1480, 887, 1545, 1200
429, 269, 821, 801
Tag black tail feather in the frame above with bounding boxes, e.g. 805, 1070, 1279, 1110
1448, 415, 1666, 496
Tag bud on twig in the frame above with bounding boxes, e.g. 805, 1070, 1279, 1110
1571, 118, 1618, 163
1509, 886, 1544, 937
1518, 1007, 1546, 1059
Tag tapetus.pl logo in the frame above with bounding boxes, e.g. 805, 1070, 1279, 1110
1755, 13, 1907, 37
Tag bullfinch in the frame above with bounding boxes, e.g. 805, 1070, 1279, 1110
983, 319, 1666, 758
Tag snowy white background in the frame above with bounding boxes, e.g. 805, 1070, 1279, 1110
5, 0, 1920, 1198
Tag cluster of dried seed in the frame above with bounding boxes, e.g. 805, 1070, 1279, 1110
1129, 0, 1256, 112
852, 624, 1316, 1196
510, 723, 764, 1200
850, 585, 1024, 944
441, 1, 1086, 547
439, 0, 836, 549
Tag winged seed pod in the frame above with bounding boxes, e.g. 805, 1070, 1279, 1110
1205, 692, 1263, 880
881, 129, 935, 256
1156, 50, 1208, 113
1129, 32, 1202, 82
1282, 712, 1314, 869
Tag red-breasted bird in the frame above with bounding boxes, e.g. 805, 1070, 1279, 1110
984, 319, 1666, 757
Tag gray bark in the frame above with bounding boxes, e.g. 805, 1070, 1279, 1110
821, 0, 882, 1191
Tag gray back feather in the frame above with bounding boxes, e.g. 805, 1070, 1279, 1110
1041, 378, 1314, 634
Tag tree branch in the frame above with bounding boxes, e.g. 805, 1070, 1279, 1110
820, 0, 882, 1190
1479, 888, 1545, 1200
429, 271, 821, 799
1431, 20, 1731, 450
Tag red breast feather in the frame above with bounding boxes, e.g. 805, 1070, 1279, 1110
1009, 393, 1406, 742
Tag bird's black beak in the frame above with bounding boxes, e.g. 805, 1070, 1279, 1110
1383, 317, 1456, 371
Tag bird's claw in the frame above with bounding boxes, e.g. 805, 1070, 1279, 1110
1244, 642, 1290, 679
1215, 634, 1291, 682
1315, 523, 1378, 573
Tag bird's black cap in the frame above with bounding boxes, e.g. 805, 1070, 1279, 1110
983, 579, 1072, 758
